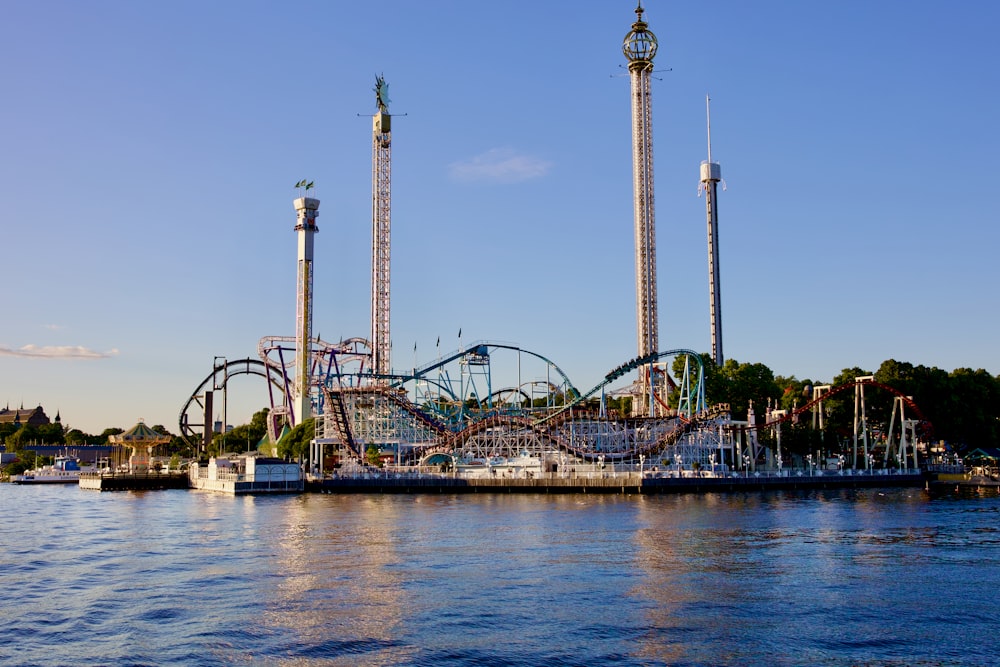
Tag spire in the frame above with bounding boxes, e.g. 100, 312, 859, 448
623, 2, 658, 67
706, 94, 713, 164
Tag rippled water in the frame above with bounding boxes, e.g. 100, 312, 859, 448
1, 484, 998, 666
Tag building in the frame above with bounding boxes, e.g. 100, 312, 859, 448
0, 404, 55, 428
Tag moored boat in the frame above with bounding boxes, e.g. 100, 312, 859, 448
11, 456, 93, 484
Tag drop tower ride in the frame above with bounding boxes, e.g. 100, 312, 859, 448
293, 192, 319, 422
371, 75, 392, 383
623, 4, 660, 416
700, 95, 723, 366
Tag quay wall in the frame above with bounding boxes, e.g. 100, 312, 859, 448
79, 472, 188, 491
308, 472, 927, 495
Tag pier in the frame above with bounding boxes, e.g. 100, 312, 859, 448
308, 470, 927, 495
79, 471, 188, 491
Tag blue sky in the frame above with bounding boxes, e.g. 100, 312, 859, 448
2, 1, 998, 435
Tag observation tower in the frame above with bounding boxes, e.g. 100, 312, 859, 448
293, 189, 319, 422
623, 3, 660, 416
371, 75, 392, 383
700, 95, 724, 366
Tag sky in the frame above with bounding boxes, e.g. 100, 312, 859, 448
2, 1, 999, 435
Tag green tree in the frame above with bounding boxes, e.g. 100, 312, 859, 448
6, 425, 38, 452
712, 358, 781, 422
65, 428, 88, 445
3, 458, 35, 476
223, 408, 271, 454
276, 417, 314, 460
0, 422, 16, 444
946, 368, 1000, 450
36, 422, 65, 444
365, 444, 381, 467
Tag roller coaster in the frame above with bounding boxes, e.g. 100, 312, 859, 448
179, 342, 931, 475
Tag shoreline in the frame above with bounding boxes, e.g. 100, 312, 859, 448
308, 471, 928, 495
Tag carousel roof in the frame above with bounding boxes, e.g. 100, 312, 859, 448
109, 420, 172, 444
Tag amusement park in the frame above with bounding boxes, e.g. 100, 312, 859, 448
173, 5, 934, 491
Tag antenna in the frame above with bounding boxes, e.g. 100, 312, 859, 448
706, 94, 713, 164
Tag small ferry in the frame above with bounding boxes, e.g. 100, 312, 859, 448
11, 456, 92, 484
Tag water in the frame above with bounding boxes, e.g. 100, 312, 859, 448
1, 485, 999, 666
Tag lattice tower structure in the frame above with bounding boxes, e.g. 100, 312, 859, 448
372, 109, 392, 383
293, 196, 319, 423
624, 4, 660, 416
701, 95, 724, 366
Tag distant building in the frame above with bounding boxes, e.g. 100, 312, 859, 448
0, 404, 56, 428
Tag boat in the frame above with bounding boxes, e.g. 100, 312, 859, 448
11, 456, 93, 484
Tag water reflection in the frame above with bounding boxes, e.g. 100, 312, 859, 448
3, 485, 1000, 666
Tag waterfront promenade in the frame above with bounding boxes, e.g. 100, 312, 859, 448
308, 468, 926, 494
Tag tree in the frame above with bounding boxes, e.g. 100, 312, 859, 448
65, 429, 88, 445
3, 458, 35, 476
215, 408, 271, 455
0, 422, 16, 444
36, 422, 64, 444
366, 444, 381, 467
276, 417, 314, 460
6, 425, 38, 452
711, 358, 781, 422
100, 427, 124, 441
946, 368, 1000, 450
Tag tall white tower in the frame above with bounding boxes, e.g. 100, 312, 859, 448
623, 3, 659, 416
371, 75, 392, 383
293, 192, 319, 423
700, 95, 724, 366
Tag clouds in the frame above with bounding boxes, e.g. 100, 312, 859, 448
448, 148, 552, 184
0, 345, 119, 359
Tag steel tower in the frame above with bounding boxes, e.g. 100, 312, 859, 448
700, 95, 723, 366
623, 3, 659, 415
371, 75, 392, 383
293, 192, 319, 422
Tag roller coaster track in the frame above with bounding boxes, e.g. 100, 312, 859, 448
313, 347, 712, 463
533, 348, 704, 426
322, 389, 359, 456
391, 341, 580, 400
178, 358, 288, 448
412, 401, 719, 464
739, 378, 932, 435
322, 385, 451, 458
392, 349, 708, 463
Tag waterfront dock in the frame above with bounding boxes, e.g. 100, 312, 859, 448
308, 470, 927, 495
79, 471, 188, 491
